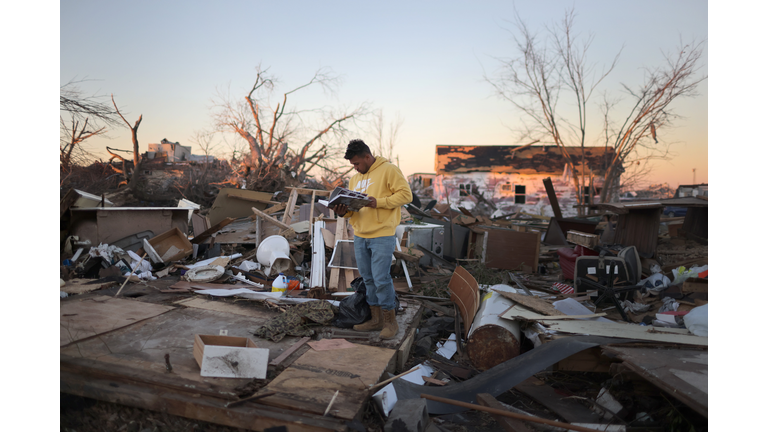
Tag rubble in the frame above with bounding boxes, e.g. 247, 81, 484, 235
60, 173, 708, 432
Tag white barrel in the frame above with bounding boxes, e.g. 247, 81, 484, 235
466, 284, 522, 370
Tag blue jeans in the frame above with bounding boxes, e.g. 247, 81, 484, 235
354, 235, 397, 311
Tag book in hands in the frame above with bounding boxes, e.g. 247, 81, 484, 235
318, 187, 372, 212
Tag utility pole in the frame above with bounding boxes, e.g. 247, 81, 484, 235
692, 168, 696, 184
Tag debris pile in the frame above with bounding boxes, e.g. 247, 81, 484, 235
60, 177, 708, 432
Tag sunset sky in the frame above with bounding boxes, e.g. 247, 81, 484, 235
59, 1, 707, 189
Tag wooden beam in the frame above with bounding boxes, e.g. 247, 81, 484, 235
251, 207, 292, 231
190, 217, 235, 245
263, 202, 287, 215
60, 370, 347, 432
542, 177, 563, 220
269, 336, 311, 367
227, 195, 280, 205
285, 187, 331, 196
282, 189, 299, 226
328, 217, 346, 291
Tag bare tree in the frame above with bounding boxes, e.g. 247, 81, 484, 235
212, 65, 367, 188
60, 116, 107, 170
484, 8, 619, 210
111, 95, 143, 169
370, 109, 404, 162
60, 78, 119, 169
598, 39, 706, 202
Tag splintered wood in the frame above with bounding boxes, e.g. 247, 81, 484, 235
262, 344, 396, 419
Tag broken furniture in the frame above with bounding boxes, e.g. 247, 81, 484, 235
468, 225, 540, 273
68, 207, 190, 253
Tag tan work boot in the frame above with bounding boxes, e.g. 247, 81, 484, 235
353, 306, 383, 331
379, 308, 399, 340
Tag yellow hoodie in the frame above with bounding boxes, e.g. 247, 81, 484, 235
344, 156, 412, 238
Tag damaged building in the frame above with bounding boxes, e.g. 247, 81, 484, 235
429, 144, 618, 218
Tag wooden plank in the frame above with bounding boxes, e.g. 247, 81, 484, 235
270, 336, 311, 366
493, 290, 561, 316
281, 189, 299, 226
542, 177, 563, 220
515, 377, 604, 424
190, 217, 236, 244
328, 217, 346, 291
262, 344, 397, 420
60, 295, 175, 346
263, 202, 287, 215
60, 370, 347, 432
602, 346, 708, 417
285, 187, 332, 196
228, 195, 280, 205
526, 317, 708, 346
250, 207, 292, 230
397, 328, 417, 371
476, 393, 535, 432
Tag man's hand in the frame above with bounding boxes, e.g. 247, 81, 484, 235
332, 203, 349, 215
366, 196, 377, 208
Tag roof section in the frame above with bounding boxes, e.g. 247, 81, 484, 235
435, 145, 616, 175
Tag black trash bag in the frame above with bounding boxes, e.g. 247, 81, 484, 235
333, 277, 371, 328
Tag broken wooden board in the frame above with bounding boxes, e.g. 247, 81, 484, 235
60, 295, 175, 346
494, 290, 561, 316
515, 377, 604, 424
262, 344, 397, 419
602, 346, 707, 417
60, 365, 347, 432
61, 278, 118, 295
61, 307, 304, 382
509, 315, 708, 346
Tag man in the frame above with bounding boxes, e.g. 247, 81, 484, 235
331, 139, 412, 339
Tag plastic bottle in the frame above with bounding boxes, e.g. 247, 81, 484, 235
271, 273, 288, 294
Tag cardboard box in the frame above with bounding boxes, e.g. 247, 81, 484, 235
566, 230, 600, 249
193, 334, 268, 379
144, 227, 193, 262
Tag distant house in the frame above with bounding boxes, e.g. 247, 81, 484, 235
432, 144, 619, 216
147, 138, 215, 163
673, 184, 707, 198
407, 172, 436, 189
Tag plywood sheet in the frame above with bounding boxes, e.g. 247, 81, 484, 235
60, 295, 175, 346
514, 316, 708, 346
603, 346, 708, 417
475, 227, 540, 272
493, 290, 560, 316
174, 297, 267, 318
262, 344, 396, 419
